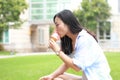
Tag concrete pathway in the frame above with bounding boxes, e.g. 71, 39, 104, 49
0, 52, 54, 59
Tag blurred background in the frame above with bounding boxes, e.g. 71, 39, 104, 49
0, 0, 120, 53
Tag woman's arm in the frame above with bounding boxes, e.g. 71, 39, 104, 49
49, 39, 80, 72
50, 63, 69, 78
40, 63, 68, 80
58, 51, 80, 71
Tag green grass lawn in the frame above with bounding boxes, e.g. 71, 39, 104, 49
0, 51, 10, 55
105, 52, 120, 80
0, 52, 120, 80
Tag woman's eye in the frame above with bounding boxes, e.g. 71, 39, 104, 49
56, 24, 59, 27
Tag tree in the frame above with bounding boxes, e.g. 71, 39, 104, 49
73, 0, 111, 33
0, 0, 27, 42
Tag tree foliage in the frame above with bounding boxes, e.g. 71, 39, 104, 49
0, 0, 27, 29
0, 0, 27, 42
73, 0, 111, 33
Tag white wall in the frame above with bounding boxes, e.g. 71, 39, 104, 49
8, 22, 32, 52
107, 0, 119, 15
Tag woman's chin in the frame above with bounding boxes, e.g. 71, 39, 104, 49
60, 35, 66, 38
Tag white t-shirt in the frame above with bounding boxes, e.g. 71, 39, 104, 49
71, 30, 112, 80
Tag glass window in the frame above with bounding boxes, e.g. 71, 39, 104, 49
39, 29, 45, 45
30, 0, 70, 21
62, 0, 70, 3
47, 14, 54, 19
47, 8, 57, 13
46, 3, 57, 7
0, 29, 3, 43
4, 29, 9, 43
31, 0, 43, 2
99, 21, 111, 40
32, 15, 43, 20
0, 29, 9, 43
46, 0, 57, 2
32, 3, 43, 8
32, 9, 44, 14
118, 0, 120, 12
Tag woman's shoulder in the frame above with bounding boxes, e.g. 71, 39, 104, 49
77, 30, 92, 42
75, 30, 98, 48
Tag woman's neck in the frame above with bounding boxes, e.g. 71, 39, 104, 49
67, 33, 78, 42
68, 33, 78, 51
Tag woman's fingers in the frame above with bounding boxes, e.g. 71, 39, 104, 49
49, 39, 60, 52
39, 76, 53, 80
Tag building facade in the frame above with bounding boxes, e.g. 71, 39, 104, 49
0, 0, 71, 53
29, 0, 71, 52
1, 0, 120, 52
99, 0, 120, 51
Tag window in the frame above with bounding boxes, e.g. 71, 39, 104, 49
31, 0, 44, 2
32, 15, 43, 20
0, 29, 9, 43
32, 9, 43, 14
31, 2, 44, 20
30, 0, 70, 21
99, 21, 111, 40
32, 3, 43, 8
118, 0, 120, 12
30, 0, 57, 21
0, 30, 2, 42
39, 29, 45, 45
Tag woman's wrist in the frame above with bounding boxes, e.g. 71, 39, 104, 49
49, 74, 54, 79
55, 50, 61, 56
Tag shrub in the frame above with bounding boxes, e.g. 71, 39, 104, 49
49, 25, 55, 35
0, 44, 4, 51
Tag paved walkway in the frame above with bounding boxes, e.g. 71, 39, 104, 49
0, 52, 54, 59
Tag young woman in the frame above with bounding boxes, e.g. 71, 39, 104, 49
40, 10, 112, 80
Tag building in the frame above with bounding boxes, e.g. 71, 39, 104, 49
0, 0, 71, 53
98, 0, 120, 51
1, 0, 120, 53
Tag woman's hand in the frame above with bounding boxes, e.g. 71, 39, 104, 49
49, 39, 60, 52
39, 75, 53, 80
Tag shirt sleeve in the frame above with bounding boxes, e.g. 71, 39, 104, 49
72, 35, 100, 71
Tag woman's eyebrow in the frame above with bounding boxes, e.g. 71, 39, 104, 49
55, 22, 58, 25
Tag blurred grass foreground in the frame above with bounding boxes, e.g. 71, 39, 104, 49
0, 52, 120, 80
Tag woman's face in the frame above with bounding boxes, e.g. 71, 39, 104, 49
54, 17, 69, 38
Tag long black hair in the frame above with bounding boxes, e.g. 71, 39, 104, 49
53, 10, 97, 55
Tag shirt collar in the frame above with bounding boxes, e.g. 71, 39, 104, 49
77, 29, 87, 39
74, 29, 87, 49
